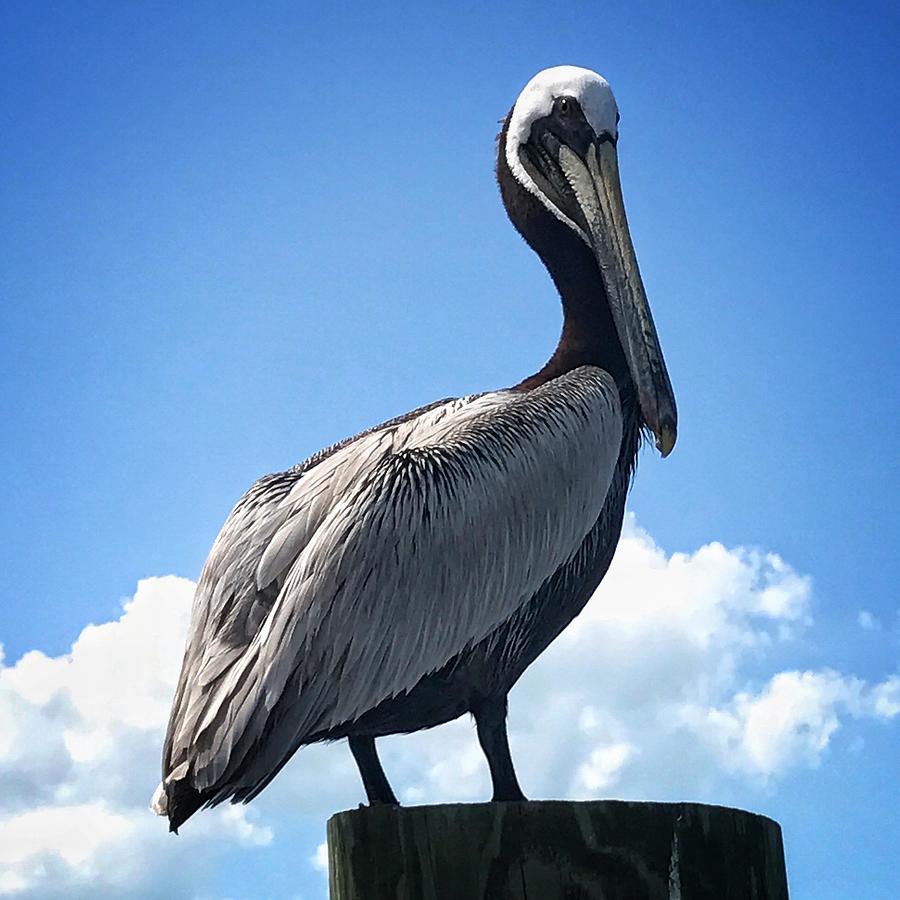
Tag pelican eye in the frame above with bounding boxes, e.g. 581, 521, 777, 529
558, 96, 573, 115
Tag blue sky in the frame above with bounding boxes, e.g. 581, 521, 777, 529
1, 2, 898, 898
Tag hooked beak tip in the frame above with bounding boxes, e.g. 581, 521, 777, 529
655, 419, 677, 458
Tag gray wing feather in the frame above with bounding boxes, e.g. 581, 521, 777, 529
160, 398, 454, 786
164, 366, 621, 800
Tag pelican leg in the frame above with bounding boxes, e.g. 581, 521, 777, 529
348, 735, 399, 806
474, 695, 527, 802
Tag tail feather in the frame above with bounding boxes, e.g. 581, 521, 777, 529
150, 776, 208, 834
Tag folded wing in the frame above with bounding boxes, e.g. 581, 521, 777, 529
159, 366, 622, 809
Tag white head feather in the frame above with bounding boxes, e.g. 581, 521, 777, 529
506, 66, 618, 240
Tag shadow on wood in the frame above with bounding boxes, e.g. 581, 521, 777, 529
327, 800, 788, 900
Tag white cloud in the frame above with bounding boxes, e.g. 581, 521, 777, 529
0, 577, 272, 899
575, 741, 634, 793
0, 803, 134, 869
857, 610, 881, 631
679, 669, 887, 777
0, 518, 897, 898
310, 842, 328, 873
870, 676, 900, 718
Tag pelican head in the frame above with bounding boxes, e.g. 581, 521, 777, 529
503, 66, 677, 457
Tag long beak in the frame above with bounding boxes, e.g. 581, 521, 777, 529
557, 140, 677, 456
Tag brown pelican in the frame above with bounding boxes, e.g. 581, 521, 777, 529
153, 65, 676, 831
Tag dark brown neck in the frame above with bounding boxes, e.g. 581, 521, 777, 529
512, 232, 629, 391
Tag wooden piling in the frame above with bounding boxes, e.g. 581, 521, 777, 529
327, 800, 788, 899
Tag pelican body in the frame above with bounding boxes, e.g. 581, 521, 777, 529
154, 66, 677, 830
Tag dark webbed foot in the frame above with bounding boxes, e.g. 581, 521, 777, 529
473, 695, 527, 802
348, 735, 399, 806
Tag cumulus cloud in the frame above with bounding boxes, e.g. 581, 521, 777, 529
870, 676, 900, 718
682, 670, 875, 777
1, 520, 897, 898
0, 577, 272, 899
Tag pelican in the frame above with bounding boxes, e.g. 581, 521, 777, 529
153, 65, 676, 831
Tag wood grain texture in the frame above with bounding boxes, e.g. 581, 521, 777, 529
327, 800, 789, 900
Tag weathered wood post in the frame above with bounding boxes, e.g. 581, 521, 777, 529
327, 800, 788, 899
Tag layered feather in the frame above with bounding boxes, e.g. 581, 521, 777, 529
155, 366, 622, 814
